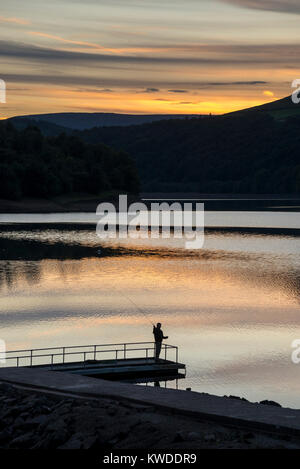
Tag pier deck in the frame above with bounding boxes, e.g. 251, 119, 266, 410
32, 357, 185, 379
3, 342, 186, 380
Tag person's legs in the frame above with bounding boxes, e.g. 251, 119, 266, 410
155, 341, 162, 360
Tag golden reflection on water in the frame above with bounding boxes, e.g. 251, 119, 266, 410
0, 230, 300, 407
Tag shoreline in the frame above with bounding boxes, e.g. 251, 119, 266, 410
0, 194, 300, 214
1, 367, 300, 449
0, 379, 299, 449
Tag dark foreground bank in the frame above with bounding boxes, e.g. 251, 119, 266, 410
0, 383, 299, 449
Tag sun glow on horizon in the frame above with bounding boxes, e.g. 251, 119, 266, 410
0, 0, 297, 117
0, 85, 283, 119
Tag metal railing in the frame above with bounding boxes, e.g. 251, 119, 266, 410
3, 342, 179, 369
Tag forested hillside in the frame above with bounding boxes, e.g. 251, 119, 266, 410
77, 112, 300, 193
10, 112, 202, 131
0, 122, 140, 200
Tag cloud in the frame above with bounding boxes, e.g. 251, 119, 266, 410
145, 87, 160, 93
136, 87, 160, 93
74, 88, 114, 93
0, 15, 30, 25
220, 0, 300, 14
0, 40, 222, 66
28, 31, 122, 54
0, 40, 299, 69
168, 89, 188, 93
197, 81, 268, 88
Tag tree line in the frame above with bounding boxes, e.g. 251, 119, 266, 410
0, 122, 140, 200
78, 112, 300, 194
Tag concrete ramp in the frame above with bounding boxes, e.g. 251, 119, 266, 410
0, 367, 300, 437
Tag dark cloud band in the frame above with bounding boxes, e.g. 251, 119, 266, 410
0, 40, 299, 67
221, 0, 300, 14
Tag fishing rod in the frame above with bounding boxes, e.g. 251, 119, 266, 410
118, 289, 155, 326
97, 250, 157, 326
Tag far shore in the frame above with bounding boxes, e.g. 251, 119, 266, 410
0, 193, 300, 214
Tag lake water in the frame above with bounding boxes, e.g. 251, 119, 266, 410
0, 211, 300, 408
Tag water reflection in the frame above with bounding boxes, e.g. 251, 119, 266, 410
0, 224, 300, 407
128, 374, 186, 389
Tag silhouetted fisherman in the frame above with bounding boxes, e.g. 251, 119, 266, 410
153, 323, 168, 361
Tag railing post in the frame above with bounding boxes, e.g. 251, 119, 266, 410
51, 355, 53, 369
164, 344, 167, 361
30, 350, 33, 367
124, 344, 126, 359
17, 357, 19, 367
63, 347, 65, 364
176, 346, 178, 363
94, 345, 96, 361
115, 350, 118, 362
146, 348, 148, 360
84, 352, 86, 367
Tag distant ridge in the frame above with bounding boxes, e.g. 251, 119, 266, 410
226, 95, 300, 119
4, 95, 300, 195
9, 112, 204, 131
8, 117, 69, 136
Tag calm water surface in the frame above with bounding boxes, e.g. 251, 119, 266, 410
0, 211, 300, 407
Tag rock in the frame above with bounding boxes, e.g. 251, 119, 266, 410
34, 420, 71, 449
259, 400, 281, 408
59, 433, 84, 449
50, 427, 70, 447
2, 398, 18, 406
107, 407, 117, 416
117, 431, 127, 441
226, 395, 249, 402
204, 433, 216, 443
32, 428, 70, 450
30, 414, 49, 426
80, 434, 102, 449
12, 416, 25, 428
17, 415, 48, 432
39, 405, 52, 415
2, 407, 23, 419
0, 384, 13, 393
0, 419, 6, 432
173, 431, 185, 442
85, 435, 105, 449
108, 436, 119, 446
59, 433, 102, 449
62, 439, 83, 449
9, 433, 35, 449
0, 429, 11, 445
186, 432, 201, 441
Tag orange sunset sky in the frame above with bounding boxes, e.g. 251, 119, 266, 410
0, 0, 300, 118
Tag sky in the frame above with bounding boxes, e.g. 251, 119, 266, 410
0, 0, 300, 118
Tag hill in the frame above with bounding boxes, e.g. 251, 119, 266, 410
227, 95, 300, 120
7, 96, 300, 195
0, 121, 140, 200
9, 117, 69, 136
75, 108, 300, 194
9, 112, 203, 131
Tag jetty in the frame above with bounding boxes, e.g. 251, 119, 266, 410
3, 342, 186, 381
2, 344, 300, 441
